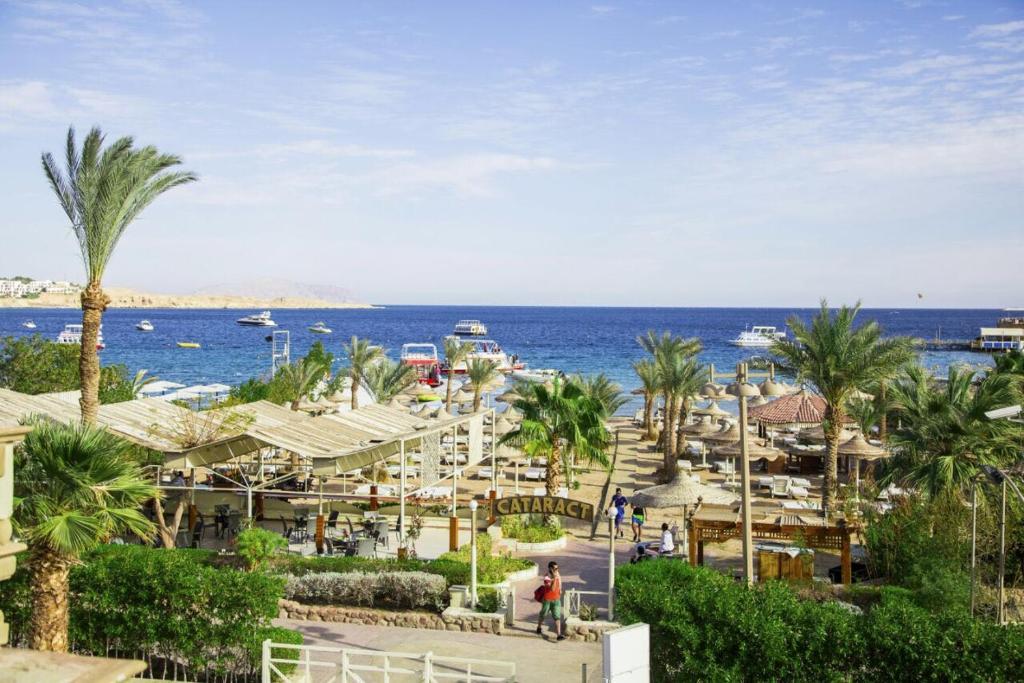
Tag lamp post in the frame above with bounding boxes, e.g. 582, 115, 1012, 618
726, 362, 759, 586
607, 507, 616, 620
469, 499, 479, 608
979, 464, 1024, 625
970, 477, 978, 618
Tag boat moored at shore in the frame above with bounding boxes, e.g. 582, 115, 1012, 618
400, 343, 441, 386
442, 336, 516, 374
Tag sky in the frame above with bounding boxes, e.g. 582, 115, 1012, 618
0, 1, 1022, 307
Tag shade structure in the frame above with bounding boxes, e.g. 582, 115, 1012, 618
316, 395, 334, 408
759, 379, 788, 397
714, 438, 784, 461
703, 421, 744, 443
502, 404, 522, 420
631, 467, 738, 508
328, 390, 348, 403
412, 383, 436, 397
849, 389, 874, 401
682, 416, 720, 436
387, 397, 405, 410
494, 416, 516, 436
838, 432, 889, 461
694, 401, 730, 418
802, 424, 856, 444
497, 390, 520, 403
452, 388, 475, 404
748, 388, 828, 425
700, 382, 726, 399
748, 395, 770, 408
434, 407, 458, 421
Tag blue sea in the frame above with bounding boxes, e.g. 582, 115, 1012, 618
0, 306, 997, 413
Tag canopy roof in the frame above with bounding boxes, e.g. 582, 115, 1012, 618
748, 389, 827, 425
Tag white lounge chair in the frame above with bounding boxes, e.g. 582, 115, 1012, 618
523, 467, 545, 481
771, 476, 791, 498
789, 485, 809, 499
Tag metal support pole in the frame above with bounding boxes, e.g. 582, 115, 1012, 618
738, 363, 754, 586
470, 502, 478, 607
607, 513, 615, 621
999, 478, 1007, 625
450, 426, 459, 551
970, 479, 978, 617
399, 440, 407, 545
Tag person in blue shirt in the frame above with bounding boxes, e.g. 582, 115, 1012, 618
611, 488, 628, 538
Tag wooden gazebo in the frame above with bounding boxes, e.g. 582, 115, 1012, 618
687, 507, 856, 583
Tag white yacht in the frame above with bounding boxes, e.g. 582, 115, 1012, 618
57, 323, 105, 350
237, 311, 277, 327
21, 320, 36, 329
443, 336, 513, 373
308, 321, 331, 334
729, 326, 786, 348
136, 320, 154, 332
452, 319, 488, 336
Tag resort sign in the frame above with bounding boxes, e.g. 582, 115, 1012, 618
493, 495, 595, 521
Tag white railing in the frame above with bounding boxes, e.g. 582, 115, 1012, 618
563, 588, 611, 621
262, 640, 516, 683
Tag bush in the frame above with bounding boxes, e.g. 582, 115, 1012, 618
475, 587, 500, 613
271, 554, 471, 587
500, 515, 564, 543
284, 571, 447, 611
0, 545, 286, 681
237, 527, 288, 571
616, 560, 1024, 682
436, 534, 533, 584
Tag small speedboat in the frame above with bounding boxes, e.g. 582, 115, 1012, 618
177, 341, 201, 349
21, 320, 36, 329
308, 321, 332, 334
136, 320, 154, 332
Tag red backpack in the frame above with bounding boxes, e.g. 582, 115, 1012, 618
533, 585, 546, 602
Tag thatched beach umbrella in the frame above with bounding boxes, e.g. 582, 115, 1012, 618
714, 438, 784, 462
452, 388, 474, 404
838, 432, 890, 500
681, 416, 719, 436
802, 424, 856, 444
494, 416, 516, 436
694, 401, 730, 419
700, 382, 725, 399
387, 397, 405, 410
503, 404, 522, 421
497, 389, 520, 404
759, 378, 789, 397
703, 421, 744, 444
631, 465, 738, 548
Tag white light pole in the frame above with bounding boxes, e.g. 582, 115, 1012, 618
469, 499, 479, 608
727, 362, 759, 586
607, 507, 616, 620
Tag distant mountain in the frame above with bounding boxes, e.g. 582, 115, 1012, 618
192, 279, 362, 304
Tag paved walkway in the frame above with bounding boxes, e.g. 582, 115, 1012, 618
276, 619, 602, 682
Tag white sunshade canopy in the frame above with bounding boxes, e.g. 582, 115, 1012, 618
139, 380, 186, 394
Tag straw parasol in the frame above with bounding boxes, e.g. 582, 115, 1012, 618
328, 390, 347, 403
703, 421, 744, 443
849, 388, 875, 401
748, 395, 770, 408
838, 433, 890, 499
700, 382, 726, 399
802, 424, 856, 444
413, 383, 436, 396
494, 416, 516, 436
714, 438, 784, 461
682, 416, 720, 436
503, 404, 522, 420
497, 389, 520, 403
387, 397, 405, 410
452, 388, 475, 404
631, 468, 738, 509
694, 401, 730, 418
758, 378, 787, 397
434, 407, 458, 421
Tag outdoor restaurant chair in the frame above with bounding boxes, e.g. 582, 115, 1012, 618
325, 510, 340, 538
191, 520, 208, 549
371, 520, 391, 549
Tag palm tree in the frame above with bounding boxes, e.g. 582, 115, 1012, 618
637, 331, 701, 448
882, 365, 1023, 499
14, 421, 157, 651
443, 338, 475, 411
365, 358, 418, 403
498, 378, 609, 523
276, 356, 329, 410
42, 127, 196, 423
993, 350, 1024, 378
657, 353, 707, 475
466, 359, 501, 412
633, 359, 660, 441
575, 373, 628, 418
772, 300, 914, 513
343, 336, 384, 410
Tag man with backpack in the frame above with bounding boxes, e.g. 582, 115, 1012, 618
535, 560, 564, 640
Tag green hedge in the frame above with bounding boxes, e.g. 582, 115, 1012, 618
0, 545, 302, 681
436, 534, 533, 584
615, 561, 1024, 682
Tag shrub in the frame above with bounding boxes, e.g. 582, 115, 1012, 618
436, 534, 533, 584
237, 527, 288, 571
616, 560, 1024, 683
475, 587, 500, 614
578, 602, 598, 621
500, 515, 564, 543
271, 554, 471, 587
284, 571, 447, 612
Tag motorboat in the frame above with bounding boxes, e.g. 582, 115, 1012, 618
443, 336, 514, 374
729, 326, 786, 348
308, 321, 332, 334
136, 320, 154, 332
400, 343, 441, 386
452, 319, 488, 336
236, 311, 277, 327
511, 368, 560, 383
21, 320, 36, 329
177, 341, 201, 349
57, 323, 104, 350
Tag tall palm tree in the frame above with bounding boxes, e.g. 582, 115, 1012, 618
657, 354, 707, 474
772, 300, 914, 513
42, 127, 195, 423
633, 359, 660, 441
14, 421, 157, 651
276, 356, 329, 410
466, 359, 501, 412
498, 378, 609, 523
343, 336, 384, 410
443, 338, 475, 412
364, 358, 418, 403
883, 365, 1023, 499
575, 373, 628, 418
637, 331, 701, 448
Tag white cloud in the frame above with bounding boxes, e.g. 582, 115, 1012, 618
877, 55, 974, 78
371, 154, 559, 197
970, 20, 1024, 39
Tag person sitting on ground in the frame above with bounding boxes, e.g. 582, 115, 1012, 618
630, 502, 646, 542
659, 522, 675, 555
630, 543, 652, 564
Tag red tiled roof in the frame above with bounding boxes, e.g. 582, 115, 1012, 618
748, 389, 826, 425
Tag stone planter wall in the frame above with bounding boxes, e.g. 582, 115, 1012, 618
278, 599, 504, 635
562, 617, 620, 643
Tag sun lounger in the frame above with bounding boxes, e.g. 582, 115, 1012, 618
791, 477, 812, 489
523, 467, 545, 481
771, 476, 791, 498
758, 477, 773, 490
789, 486, 809, 499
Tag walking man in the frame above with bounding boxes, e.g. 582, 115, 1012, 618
536, 561, 564, 641
611, 488, 628, 538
